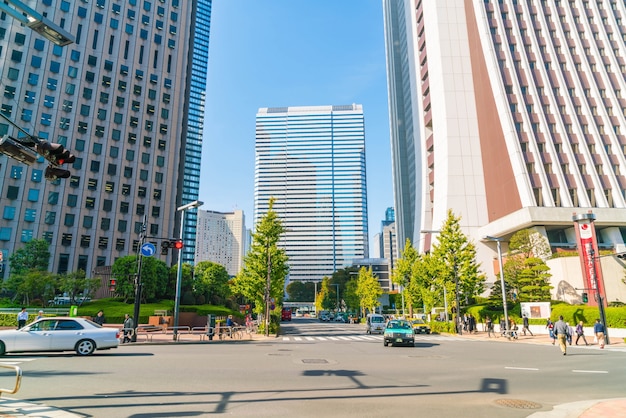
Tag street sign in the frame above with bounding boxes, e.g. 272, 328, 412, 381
141, 243, 156, 257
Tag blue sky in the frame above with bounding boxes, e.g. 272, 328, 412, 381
200, 0, 393, 247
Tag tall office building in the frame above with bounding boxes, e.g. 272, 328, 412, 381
255, 105, 369, 283
0, 1, 211, 277
384, 1, 626, 272
195, 209, 246, 276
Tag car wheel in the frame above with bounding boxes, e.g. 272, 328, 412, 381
383, 340, 388, 346
75, 339, 96, 356
0, 341, 5, 356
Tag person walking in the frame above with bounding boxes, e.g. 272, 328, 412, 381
486, 316, 494, 338
566, 322, 574, 345
593, 318, 606, 349
575, 320, 589, 346
17, 308, 28, 329
553, 315, 570, 355
123, 314, 134, 343
522, 314, 533, 336
546, 318, 556, 344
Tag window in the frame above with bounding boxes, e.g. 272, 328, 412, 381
120, 202, 129, 213
101, 218, 110, 230
64, 214, 75, 227
67, 194, 78, 207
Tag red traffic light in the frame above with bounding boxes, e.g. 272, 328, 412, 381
36, 141, 76, 165
173, 240, 183, 250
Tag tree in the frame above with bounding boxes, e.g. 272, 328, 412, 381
317, 277, 335, 311
355, 267, 383, 316
286, 281, 315, 302
517, 257, 553, 301
57, 270, 100, 305
231, 197, 289, 317
193, 261, 231, 305
8, 239, 50, 275
431, 210, 486, 312
111, 255, 169, 303
509, 228, 551, 259
4, 270, 56, 306
392, 239, 419, 316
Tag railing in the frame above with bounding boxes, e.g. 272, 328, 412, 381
0, 364, 21, 397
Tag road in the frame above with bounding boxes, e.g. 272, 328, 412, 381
0, 317, 624, 417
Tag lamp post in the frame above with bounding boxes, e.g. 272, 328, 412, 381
333, 284, 340, 312
0, 0, 74, 46
485, 236, 509, 338
173, 200, 203, 341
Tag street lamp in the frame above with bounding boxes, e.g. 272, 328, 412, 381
173, 200, 203, 341
484, 236, 509, 338
0, 0, 74, 46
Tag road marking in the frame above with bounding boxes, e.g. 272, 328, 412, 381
293, 337, 303, 341
572, 370, 609, 374
505, 367, 539, 371
305, 337, 316, 341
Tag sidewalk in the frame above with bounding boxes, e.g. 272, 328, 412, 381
0, 328, 622, 417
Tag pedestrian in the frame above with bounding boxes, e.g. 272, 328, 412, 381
93, 310, 106, 326
575, 320, 589, 346
553, 315, 570, 355
17, 307, 28, 329
469, 315, 476, 333
500, 318, 506, 337
509, 319, 519, 339
522, 314, 533, 336
123, 314, 134, 343
546, 318, 556, 344
565, 322, 574, 345
486, 316, 494, 337
593, 318, 606, 349
36, 310, 44, 320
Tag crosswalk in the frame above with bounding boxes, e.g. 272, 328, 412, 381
279, 334, 469, 343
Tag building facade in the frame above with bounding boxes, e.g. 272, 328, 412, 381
195, 209, 246, 276
383, 0, 626, 282
0, 0, 211, 277
255, 105, 369, 283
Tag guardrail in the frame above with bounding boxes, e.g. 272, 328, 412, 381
0, 364, 21, 397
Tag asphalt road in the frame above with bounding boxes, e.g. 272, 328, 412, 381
0, 317, 624, 417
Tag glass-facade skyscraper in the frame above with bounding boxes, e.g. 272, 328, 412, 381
0, 1, 211, 277
255, 105, 369, 283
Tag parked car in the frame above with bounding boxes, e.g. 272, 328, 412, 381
365, 313, 386, 334
319, 312, 331, 322
383, 319, 415, 347
411, 318, 431, 334
281, 308, 292, 321
0, 317, 120, 356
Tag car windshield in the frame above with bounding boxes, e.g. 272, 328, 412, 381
371, 316, 384, 323
413, 319, 425, 324
389, 321, 411, 329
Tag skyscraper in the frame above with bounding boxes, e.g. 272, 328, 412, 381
255, 105, 369, 283
0, 1, 211, 277
195, 209, 247, 276
384, 1, 626, 270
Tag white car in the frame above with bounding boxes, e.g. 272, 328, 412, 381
0, 317, 120, 356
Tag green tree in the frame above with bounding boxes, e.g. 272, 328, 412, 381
431, 210, 486, 312
355, 267, 383, 316
193, 261, 231, 305
392, 239, 419, 316
286, 281, 315, 301
231, 197, 289, 317
57, 270, 101, 305
167, 263, 194, 301
509, 228, 551, 259
8, 239, 50, 275
4, 270, 56, 306
317, 277, 335, 311
111, 255, 169, 303
343, 278, 360, 313
517, 257, 553, 301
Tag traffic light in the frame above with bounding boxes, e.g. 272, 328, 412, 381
161, 239, 183, 255
582, 292, 588, 303
109, 278, 117, 292
36, 141, 75, 180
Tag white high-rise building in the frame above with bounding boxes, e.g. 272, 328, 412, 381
195, 209, 246, 276
255, 105, 369, 282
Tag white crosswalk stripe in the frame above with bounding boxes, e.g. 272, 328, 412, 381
278, 334, 470, 343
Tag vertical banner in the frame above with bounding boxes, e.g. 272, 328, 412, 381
572, 213, 606, 307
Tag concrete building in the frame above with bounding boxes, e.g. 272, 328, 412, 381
255, 105, 369, 283
0, 1, 211, 277
195, 209, 246, 276
383, 0, 626, 299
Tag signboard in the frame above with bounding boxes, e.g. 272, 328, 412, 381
141, 243, 156, 257
520, 302, 551, 319
573, 214, 606, 307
